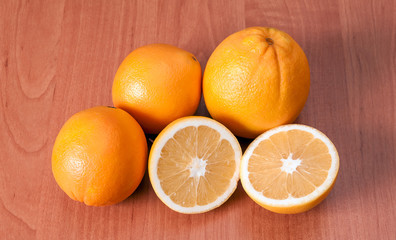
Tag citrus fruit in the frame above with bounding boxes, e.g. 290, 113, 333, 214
52, 106, 147, 206
112, 43, 202, 134
148, 116, 242, 214
203, 27, 310, 138
240, 124, 339, 214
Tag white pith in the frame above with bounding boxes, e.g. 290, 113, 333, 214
188, 157, 207, 178
149, 117, 242, 214
240, 124, 339, 207
280, 154, 301, 174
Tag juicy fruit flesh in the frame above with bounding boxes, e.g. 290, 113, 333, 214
157, 126, 236, 207
248, 129, 331, 200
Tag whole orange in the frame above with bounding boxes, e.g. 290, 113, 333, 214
112, 44, 202, 134
203, 27, 310, 138
52, 106, 147, 206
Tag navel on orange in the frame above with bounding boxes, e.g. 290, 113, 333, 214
240, 124, 339, 214
52, 106, 147, 206
149, 117, 242, 214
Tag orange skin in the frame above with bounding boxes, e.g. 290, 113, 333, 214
252, 179, 338, 214
52, 106, 147, 206
203, 27, 310, 138
112, 44, 202, 134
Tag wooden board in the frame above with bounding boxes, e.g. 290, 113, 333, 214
1, 0, 395, 239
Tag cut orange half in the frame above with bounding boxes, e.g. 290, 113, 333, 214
240, 124, 339, 214
149, 116, 242, 214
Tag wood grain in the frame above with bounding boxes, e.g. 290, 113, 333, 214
1, 0, 395, 239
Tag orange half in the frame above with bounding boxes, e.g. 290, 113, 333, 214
149, 117, 242, 214
240, 124, 339, 214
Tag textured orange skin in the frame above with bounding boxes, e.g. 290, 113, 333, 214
203, 27, 310, 138
52, 106, 147, 206
112, 44, 202, 134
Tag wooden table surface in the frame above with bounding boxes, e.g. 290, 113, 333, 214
1, 0, 395, 239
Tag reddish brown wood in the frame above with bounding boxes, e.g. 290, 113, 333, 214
1, 0, 395, 239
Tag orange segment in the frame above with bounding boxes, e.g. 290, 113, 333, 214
252, 139, 283, 162
262, 172, 289, 200
197, 177, 218, 206
287, 172, 316, 198
287, 129, 314, 159
206, 140, 236, 177
297, 165, 328, 187
197, 126, 221, 159
249, 169, 282, 192
269, 131, 290, 158
300, 139, 331, 161
173, 126, 198, 158
161, 170, 190, 199
169, 177, 197, 207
